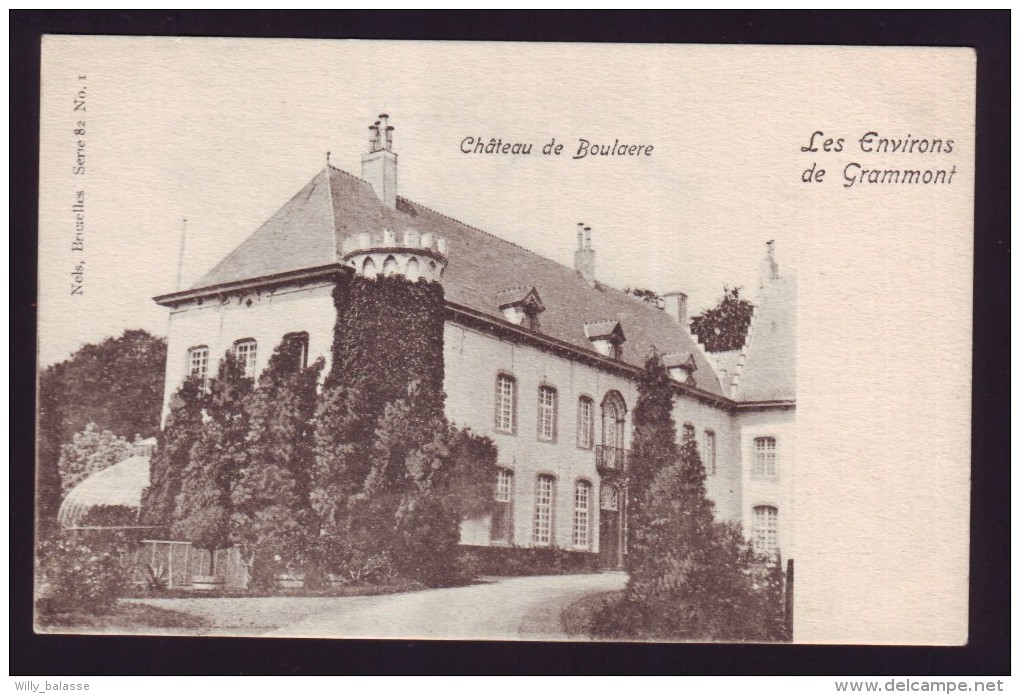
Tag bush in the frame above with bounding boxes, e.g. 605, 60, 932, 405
76, 505, 143, 556
310, 533, 395, 585
458, 546, 599, 577
36, 534, 129, 614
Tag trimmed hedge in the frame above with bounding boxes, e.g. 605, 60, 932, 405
459, 545, 599, 577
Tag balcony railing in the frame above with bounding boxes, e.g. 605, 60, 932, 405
596, 445, 629, 475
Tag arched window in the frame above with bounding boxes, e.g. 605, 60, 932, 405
682, 422, 696, 441
573, 480, 592, 549
533, 474, 555, 546
601, 391, 627, 449
754, 437, 777, 478
405, 256, 420, 282
490, 468, 514, 544
382, 255, 398, 277
537, 386, 557, 441
577, 396, 595, 449
752, 505, 779, 555
362, 256, 377, 279
233, 339, 258, 379
494, 374, 517, 433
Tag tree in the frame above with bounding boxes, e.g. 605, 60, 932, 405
138, 375, 206, 530
625, 352, 681, 573
624, 287, 664, 308
39, 329, 167, 441
172, 352, 252, 567
37, 364, 67, 537
37, 329, 166, 534
594, 353, 789, 641
231, 339, 323, 587
58, 423, 132, 493
690, 286, 754, 352
350, 386, 496, 586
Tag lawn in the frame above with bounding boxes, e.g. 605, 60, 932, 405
36, 580, 437, 636
36, 602, 211, 634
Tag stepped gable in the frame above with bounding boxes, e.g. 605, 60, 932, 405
737, 275, 796, 402
188, 165, 724, 397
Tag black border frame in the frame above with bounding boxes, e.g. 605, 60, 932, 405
11, 10, 1009, 675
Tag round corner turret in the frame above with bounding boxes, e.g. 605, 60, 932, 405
341, 228, 448, 282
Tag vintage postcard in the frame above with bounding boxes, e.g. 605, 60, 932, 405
35, 38, 974, 644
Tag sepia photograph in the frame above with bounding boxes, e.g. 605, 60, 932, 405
33, 37, 974, 646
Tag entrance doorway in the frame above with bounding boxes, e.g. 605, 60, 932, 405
599, 482, 624, 570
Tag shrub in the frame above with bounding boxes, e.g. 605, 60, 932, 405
77, 505, 143, 555
58, 423, 132, 493
457, 546, 599, 577
36, 534, 129, 614
310, 533, 395, 585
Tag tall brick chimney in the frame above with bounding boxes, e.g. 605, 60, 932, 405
574, 222, 596, 286
362, 114, 397, 209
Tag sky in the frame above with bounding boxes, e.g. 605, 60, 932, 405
39, 38, 975, 644
36, 38, 826, 367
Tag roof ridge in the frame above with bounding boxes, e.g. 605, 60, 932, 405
396, 194, 682, 324
398, 197, 538, 257
325, 166, 675, 325
327, 163, 371, 184
326, 165, 339, 261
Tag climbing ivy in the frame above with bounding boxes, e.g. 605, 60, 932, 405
312, 273, 494, 586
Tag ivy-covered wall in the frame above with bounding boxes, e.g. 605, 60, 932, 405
327, 273, 446, 410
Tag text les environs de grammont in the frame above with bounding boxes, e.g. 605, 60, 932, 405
71, 75, 86, 296
800, 130, 960, 189
460, 137, 654, 160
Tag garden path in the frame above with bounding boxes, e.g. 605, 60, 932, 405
268, 572, 627, 640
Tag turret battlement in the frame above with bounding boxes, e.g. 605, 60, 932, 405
341, 228, 448, 282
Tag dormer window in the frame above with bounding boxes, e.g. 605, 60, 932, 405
664, 352, 697, 386
583, 320, 626, 360
497, 286, 545, 332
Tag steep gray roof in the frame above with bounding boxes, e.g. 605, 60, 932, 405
736, 275, 797, 402
191, 165, 726, 397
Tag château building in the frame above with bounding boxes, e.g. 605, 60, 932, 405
152, 115, 796, 569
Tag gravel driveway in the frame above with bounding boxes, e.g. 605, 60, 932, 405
126, 573, 626, 639
268, 572, 627, 640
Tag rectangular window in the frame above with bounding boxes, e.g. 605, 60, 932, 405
234, 340, 258, 379
573, 481, 591, 549
533, 475, 555, 546
495, 374, 516, 433
753, 437, 777, 478
577, 397, 594, 449
704, 430, 717, 475
753, 505, 779, 555
490, 469, 514, 544
537, 386, 557, 441
284, 332, 309, 370
188, 346, 209, 383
